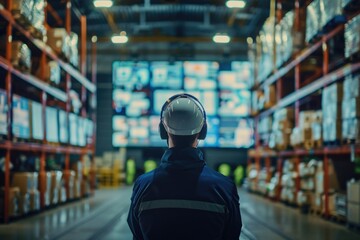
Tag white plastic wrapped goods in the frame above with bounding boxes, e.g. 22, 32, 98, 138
31, 0, 46, 36
47, 28, 71, 58
320, 0, 343, 29
10, 42, 31, 71
275, 23, 283, 68
69, 32, 79, 67
306, 0, 322, 42
345, 14, 360, 58
281, 11, 295, 64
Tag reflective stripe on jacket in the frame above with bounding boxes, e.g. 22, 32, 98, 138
127, 147, 242, 240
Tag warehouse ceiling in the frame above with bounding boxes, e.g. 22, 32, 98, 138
47, 0, 271, 73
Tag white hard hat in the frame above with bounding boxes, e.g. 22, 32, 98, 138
160, 94, 207, 139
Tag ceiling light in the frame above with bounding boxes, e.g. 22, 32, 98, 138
226, 0, 246, 8
93, 0, 113, 8
111, 31, 128, 44
213, 34, 231, 44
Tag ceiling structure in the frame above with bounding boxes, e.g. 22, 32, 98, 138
47, 0, 271, 73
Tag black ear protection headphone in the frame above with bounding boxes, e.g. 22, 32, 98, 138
159, 93, 207, 140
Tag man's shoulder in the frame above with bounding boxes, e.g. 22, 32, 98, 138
202, 166, 236, 186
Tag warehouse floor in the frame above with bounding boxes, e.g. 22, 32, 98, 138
0, 187, 359, 240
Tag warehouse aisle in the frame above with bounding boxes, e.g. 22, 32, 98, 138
0, 187, 360, 240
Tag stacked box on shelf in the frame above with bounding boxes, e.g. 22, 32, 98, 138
0, 0, 46, 39
320, 0, 345, 29
280, 159, 297, 205
71, 161, 82, 199
306, 0, 346, 43
37, 171, 52, 207
322, 83, 343, 143
269, 108, 294, 150
290, 110, 323, 149
0, 90, 7, 137
0, 187, 20, 218
312, 160, 340, 214
297, 160, 317, 208
33, 60, 61, 85
63, 170, 76, 200
344, 9, 360, 59
0, 41, 31, 72
245, 164, 258, 192
258, 116, 273, 147
306, 0, 322, 43
50, 171, 62, 205
11, 172, 39, 214
257, 18, 275, 82
267, 172, 280, 199
47, 28, 71, 60
342, 74, 360, 142
257, 167, 272, 196
347, 180, 360, 226
247, 39, 257, 88
276, 9, 306, 68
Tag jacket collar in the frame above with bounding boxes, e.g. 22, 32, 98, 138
160, 147, 205, 170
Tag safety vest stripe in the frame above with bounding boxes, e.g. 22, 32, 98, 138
139, 199, 226, 214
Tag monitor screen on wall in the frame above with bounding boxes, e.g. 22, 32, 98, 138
112, 61, 253, 148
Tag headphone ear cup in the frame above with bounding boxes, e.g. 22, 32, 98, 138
159, 122, 168, 139
198, 122, 207, 140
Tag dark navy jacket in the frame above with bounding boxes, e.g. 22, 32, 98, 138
127, 147, 242, 240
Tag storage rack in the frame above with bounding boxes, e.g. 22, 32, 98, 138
248, 0, 360, 217
0, 0, 97, 223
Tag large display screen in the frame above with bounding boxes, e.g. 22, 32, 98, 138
12, 95, 30, 139
112, 61, 253, 148
151, 61, 183, 89
0, 90, 7, 135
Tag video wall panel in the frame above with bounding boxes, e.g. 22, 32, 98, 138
112, 61, 253, 148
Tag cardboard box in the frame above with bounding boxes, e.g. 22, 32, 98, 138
322, 193, 336, 215
19, 193, 30, 215
348, 202, 360, 225
264, 85, 276, 106
345, 14, 360, 58
51, 171, 63, 190
29, 189, 40, 212
11, 172, 38, 194
47, 28, 70, 57
35, 61, 61, 85
299, 111, 316, 129
323, 119, 342, 142
347, 180, 360, 204
0, 187, 20, 217
322, 83, 343, 103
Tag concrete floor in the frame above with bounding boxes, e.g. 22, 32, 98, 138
0, 187, 359, 240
